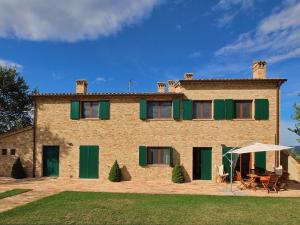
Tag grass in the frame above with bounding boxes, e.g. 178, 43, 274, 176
0, 191, 299, 225
0, 189, 31, 199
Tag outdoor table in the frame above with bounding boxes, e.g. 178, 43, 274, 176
246, 174, 259, 191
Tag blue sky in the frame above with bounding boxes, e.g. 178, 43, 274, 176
0, 0, 299, 145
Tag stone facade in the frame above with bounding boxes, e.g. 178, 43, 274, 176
33, 80, 282, 182
0, 127, 33, 177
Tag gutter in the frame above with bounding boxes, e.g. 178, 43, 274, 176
32, 99, 37, 177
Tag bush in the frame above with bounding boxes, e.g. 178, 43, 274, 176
172, 161, 184, 183
11, 157, 27, 179
108, 160, 121, 182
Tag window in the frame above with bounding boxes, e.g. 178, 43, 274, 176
82, 102, 99, 118
193, 101, 212, 119
147, 147, 171, 164
234, 100, 252, 119
10, 149, 16, 155
147, 101, 172, 119
1, 149, 7, 155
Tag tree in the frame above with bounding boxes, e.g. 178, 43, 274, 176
11, 157, 27, 179
0, 67, 33, 134
289, 94, 300, 142
108, 160, 121, 182
172, 161, 184, 183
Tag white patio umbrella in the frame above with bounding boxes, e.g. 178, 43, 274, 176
223, 143, 293, 192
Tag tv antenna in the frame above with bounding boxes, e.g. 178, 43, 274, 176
128, 79, 134, 92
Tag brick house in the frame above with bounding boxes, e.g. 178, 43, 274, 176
0, 61, 289, 182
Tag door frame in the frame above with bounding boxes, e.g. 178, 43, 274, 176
192, 147, 212, 180
42, 145, 59, 177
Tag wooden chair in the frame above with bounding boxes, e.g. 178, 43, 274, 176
236, 171, 251, 190
217, 165, 228, 183
265, 174, 279, 193
278, 172, 289, 191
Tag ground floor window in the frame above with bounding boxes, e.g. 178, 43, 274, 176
1, 149, 7, 155
147, 147, 171, 165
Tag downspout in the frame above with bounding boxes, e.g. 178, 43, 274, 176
276, 83, 280, 166
32, 98, 37, 177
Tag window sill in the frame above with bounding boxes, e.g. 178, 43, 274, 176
192, 119, 214, 121
80, 118, 100, 121
146, 164, 170, 167
233, 118, 255, 121
146, 118, 174, 121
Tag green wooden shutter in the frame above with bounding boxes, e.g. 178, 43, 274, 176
214, 100, 226, 120
255, 99, 269, 120
169, 147, 173, 167
200, 148, 212, 180
88, 146, 99, 178
139, 146, 147, 166
255, 151, 266, 173
71, 100, 80, 120
140, 98, 147, 120
99, 100, 110, 120
222, 146, 233, 181
225, 99, 234, 120
79, 146, 89, 178
183, 99, 192, 120
173, 98, 181, 120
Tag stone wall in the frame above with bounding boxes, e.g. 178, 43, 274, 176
0, 127, 33, 177
34, 81, 279, 182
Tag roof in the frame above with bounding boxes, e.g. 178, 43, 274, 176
0, 126, 33, 138
175, 78, 287, 87
32, 92, 184, 98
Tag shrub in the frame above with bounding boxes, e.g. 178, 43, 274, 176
108, 160, 121, 182
11, 157, 27, 179
172, 161, 184, 183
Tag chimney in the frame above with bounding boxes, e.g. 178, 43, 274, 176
253, 61, 267, 79
76, 80, 88, 94
168, 80, 175, 92
157, 82, 166, 93
184, 72, 193, 80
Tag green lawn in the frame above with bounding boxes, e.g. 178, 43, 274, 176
0, 189, 31, 199
0, 192, 299, 225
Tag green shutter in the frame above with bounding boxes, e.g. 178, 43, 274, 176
140, 98, 147, 120
200, 148, 212, 180
173, 98, 181, 120
99, 100, 110, 120
214, 100, 226, 120
169, 147, 173, 167
183, 99, 192, 120
255, 99, 269, 120
255, 151, 266, 173
222, 146, 233, 181
71, 100, 80, 120
79, 146, 99, 179
225, 99, 234, 120
139, 146, 147, 166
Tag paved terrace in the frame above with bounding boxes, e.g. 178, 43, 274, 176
0, 177, 300, 213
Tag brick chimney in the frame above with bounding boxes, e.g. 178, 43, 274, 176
253, 61, 267, 79
157, 82, 166, 93
184, 72, 193, 80
168, 80, 175, 92
76, 80, 87, 94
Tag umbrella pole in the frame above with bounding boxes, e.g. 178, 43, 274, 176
231, 151, 233, 192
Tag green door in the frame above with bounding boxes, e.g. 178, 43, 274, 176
43, 146, 59, 177
255, 151, 266, 173
79, 146, 99, 178
193, 147, 212, 180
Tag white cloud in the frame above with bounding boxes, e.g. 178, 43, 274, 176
213, 0, 256, 27
0, 0, 161, 42
215, 1, 300, 63
281, 120, 299, 146
51, 73, 64, 80
189, 51, 201, 58
0, 59, 22, 68
95, 77, 107, 82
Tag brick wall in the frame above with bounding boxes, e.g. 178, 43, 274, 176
0, 128, 33, 177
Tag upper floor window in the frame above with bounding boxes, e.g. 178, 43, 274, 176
147, 101, 172, 119
147, 147, 171, 165
82, 102, 99, 118
1, 149, 7, 155
10, 149, 16, 155
193, 101, 212, 119
234, 100, 252, 119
